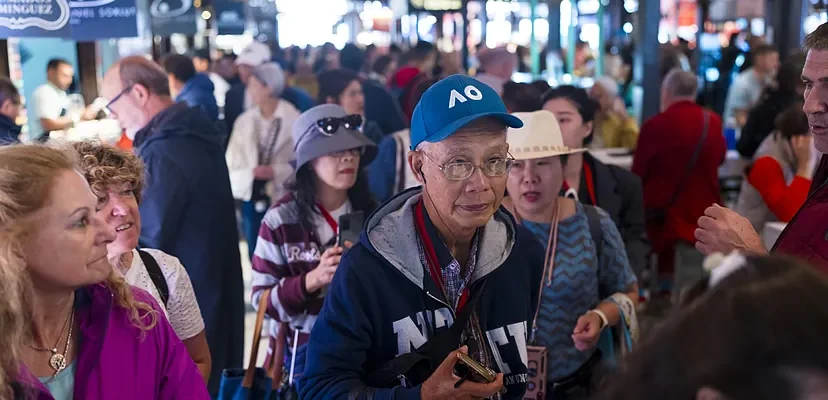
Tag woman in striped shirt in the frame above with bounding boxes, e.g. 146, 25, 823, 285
251, 104, 377, 383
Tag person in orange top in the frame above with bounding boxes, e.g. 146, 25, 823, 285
735, 102, 815, 231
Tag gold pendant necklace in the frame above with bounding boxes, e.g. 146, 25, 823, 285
29, 307, 75, 378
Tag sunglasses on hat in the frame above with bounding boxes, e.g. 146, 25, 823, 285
316, 114, 363, 135
295, 114, 364, 151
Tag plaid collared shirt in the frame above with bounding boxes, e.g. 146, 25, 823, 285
416, 232, 479, 311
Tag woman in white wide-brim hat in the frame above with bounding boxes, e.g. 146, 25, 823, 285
503, 110, 639, 399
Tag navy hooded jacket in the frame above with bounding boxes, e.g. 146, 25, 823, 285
0, 114, 21, 145
176, 73, 219, 121
301, 188, 544, 399
133, 102, 244, 396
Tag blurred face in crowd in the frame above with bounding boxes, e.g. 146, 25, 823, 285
332, 80, 365, 116
25, 170, 115, 291
410, 124, 509, 233
589, 83, 615, 111
49, 63, 74, 91
216, 57, 238, 81
756, 51, 780, 76
544, 99, 594, 149
507, 156, 565, 219
192, 57, 210, 73
803, 49, 828, 153
248, 75, 274, 108
166, 74, 184, 98
238, 64, 255, 85
95, 184, 141, 259
101, 69, 156, 140
0, 96, 22, 121
311, 149, 361, 191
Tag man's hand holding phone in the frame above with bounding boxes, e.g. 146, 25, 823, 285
421, 346, 504, 400
304, 246, 343, 293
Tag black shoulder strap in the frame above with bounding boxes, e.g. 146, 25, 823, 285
584, 206, 604, 260
138, 249, 169, 307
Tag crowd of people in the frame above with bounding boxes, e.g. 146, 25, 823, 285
0, 20, 828, 400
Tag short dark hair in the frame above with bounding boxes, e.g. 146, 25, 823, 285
372, 55, 394, 76
804, 22, 828, 52
0, 77, 20, 108
339, 44, 365, 73
502, 81, 543, 113
776, 102, 809, 139
405, 41, 435, 63
192, 49, 211, 64
317, 69, 360, 104
47, 58, 70, 72
775, 52, 807, 95
752, 44, 778, 58
541, 85, 598, 123
161, 54, 197, 84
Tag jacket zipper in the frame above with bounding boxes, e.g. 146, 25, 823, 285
425, 291, 456, 319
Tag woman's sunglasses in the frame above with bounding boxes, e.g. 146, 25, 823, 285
316, 114, 363, 135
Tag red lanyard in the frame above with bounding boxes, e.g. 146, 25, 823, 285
317, 204, 339, 235
583, 161, 597, 205
413, 201, 470, 313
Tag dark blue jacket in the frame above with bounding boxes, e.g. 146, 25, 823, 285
363, 78, 407, 135
0, 114, 21, 145
133, 103, 244, 396
300, 188, 544, 400
176, 73, 219, 121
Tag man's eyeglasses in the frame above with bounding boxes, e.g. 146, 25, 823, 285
104, 85, 134, 115
294, 114, 363, 151
420, 151, 515, 181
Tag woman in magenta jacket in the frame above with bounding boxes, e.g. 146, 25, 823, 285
0, 145, 208, 400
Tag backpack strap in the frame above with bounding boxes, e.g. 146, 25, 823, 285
137, 249, 169, 307
584, 205, 604, 261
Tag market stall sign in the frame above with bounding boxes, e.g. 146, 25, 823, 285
408, 0, 462, 12
69, 0, 138, 41
149, 0, 196, 36
0, 0, 73, 37
214, 0, 244, 35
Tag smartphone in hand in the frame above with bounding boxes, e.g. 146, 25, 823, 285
338, 211, 365, 247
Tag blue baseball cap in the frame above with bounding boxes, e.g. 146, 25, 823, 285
409, 74, 523, 150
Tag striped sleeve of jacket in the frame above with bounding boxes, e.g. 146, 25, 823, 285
251, 197, 324, 324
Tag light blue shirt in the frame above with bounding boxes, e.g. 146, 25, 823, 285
38, 361, 75, 400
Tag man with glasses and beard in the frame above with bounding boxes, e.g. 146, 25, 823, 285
301, 75, 544, 399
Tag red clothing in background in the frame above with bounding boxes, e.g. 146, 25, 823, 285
774, 155, 828, 273
747, 157, 811, 222
632, 101, 726, 254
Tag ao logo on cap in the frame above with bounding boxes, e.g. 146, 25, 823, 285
448, 85, 484, 109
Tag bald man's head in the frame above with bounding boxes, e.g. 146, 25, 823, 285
102, 56, 173, 140
661, 69, 698, 111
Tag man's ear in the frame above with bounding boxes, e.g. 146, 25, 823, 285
584, 121, 594, 141
408, 150, 425, 184
131, 84, 151, 106
696, 387, 727, 400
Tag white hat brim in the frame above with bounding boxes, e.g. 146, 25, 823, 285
511, 146, 587, 161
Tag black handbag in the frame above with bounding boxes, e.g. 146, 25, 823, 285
647, 110, 710, 225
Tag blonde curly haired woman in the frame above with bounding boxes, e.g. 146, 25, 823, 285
72, 141, 211, 381
0, 145, 207, 399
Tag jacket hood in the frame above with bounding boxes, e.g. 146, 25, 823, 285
362, 187, 517, 289
133, 102, 223, 149
179, 73, 215, 97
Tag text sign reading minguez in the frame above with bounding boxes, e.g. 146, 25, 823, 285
69, 0, 138, 41
0, 0, 72, 37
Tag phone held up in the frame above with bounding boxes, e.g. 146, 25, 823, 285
337, 211, 364, 248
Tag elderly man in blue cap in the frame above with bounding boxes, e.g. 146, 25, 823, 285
301, 75, 545, 399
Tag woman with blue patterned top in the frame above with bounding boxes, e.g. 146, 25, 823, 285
503, 110, 639, 400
